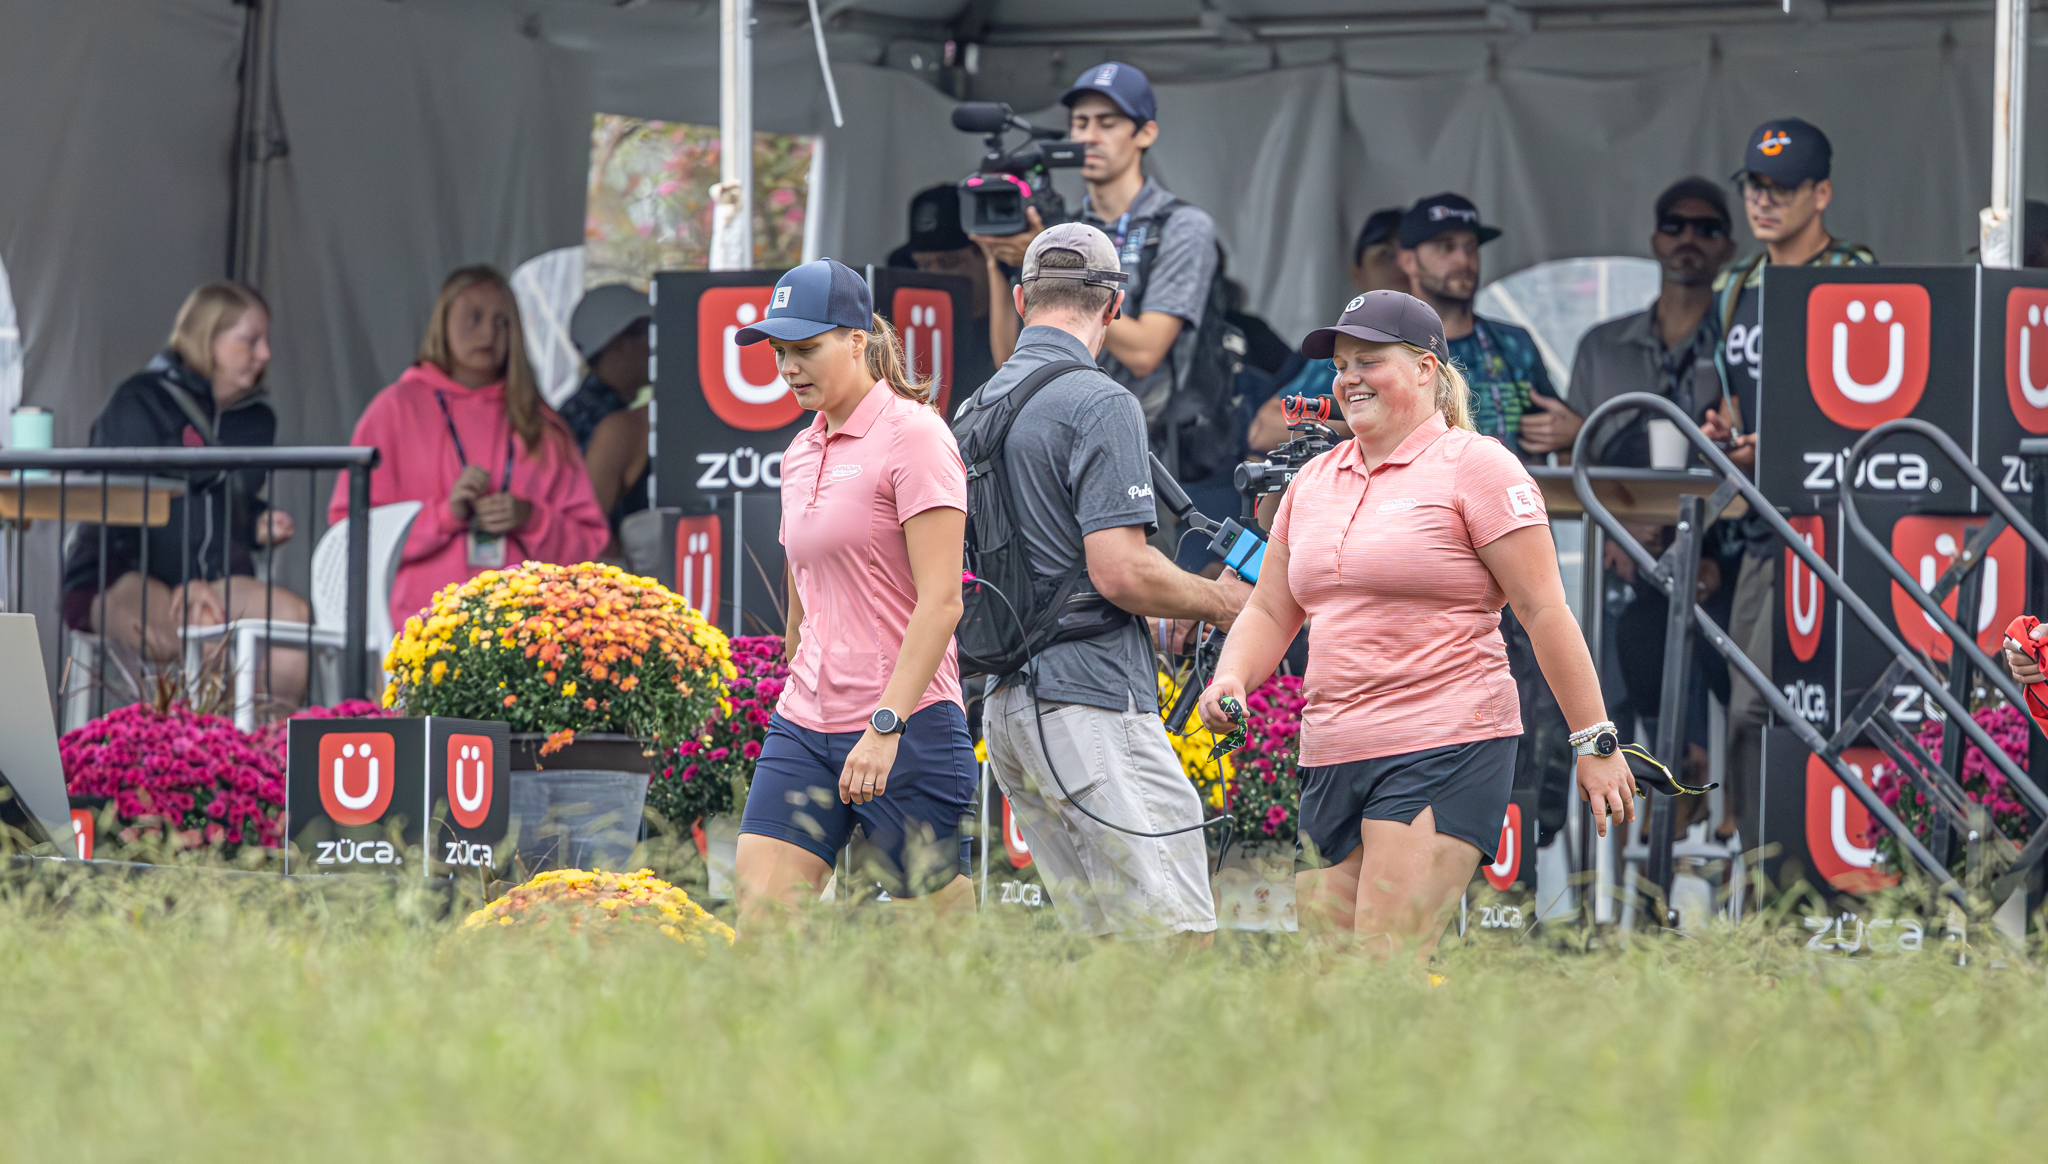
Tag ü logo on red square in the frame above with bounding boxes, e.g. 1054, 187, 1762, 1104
2005, 288, 2048, 433
1805, 750, 1900, 894
318, 732, 396, 826
697, 286, 801, 431
1483, 802, 1522, 891
892, 287, 955, 413
1783, 515, 1826, 663
1804, 283, 1931, 428
447, 734, 493, 829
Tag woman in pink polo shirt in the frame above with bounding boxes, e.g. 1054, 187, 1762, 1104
730, 260, 975, 926
1199, 290, 1635, 956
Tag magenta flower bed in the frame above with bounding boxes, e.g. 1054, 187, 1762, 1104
648, 634, 788, 827
1871, 704, 2033, 858
63, 698, 389, 857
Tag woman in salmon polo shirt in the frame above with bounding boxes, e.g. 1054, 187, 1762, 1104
1198, 290, 1635, 956
730, 259, 975, 929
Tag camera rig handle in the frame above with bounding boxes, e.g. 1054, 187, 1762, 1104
1281, 394, 1332, 427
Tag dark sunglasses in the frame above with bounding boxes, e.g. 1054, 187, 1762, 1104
1658, 214, 1728, 240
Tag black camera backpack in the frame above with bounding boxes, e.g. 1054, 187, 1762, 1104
952, 359, 1140, 677
1128, 198, 1247, 484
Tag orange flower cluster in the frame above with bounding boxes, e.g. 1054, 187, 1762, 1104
384, 561, 733, 754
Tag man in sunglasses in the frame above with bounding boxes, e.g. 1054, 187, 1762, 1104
1712, 117, 1875, 843
1550, 177, 1738, 466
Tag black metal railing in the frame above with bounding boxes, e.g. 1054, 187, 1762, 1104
1837, 421, 2048, 903
0, 447, 378, 724
1571, 392, 1968, 915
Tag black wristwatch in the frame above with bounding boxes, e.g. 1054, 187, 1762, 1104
869, 707, 907, 735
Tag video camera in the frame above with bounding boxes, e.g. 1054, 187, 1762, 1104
1233, 395, 1340, 517
951, 102, 1085, 237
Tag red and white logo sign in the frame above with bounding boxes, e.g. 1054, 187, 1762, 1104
1506, 483, 1543, 518
1804, 749, 1901, 894
1888, 516, 2023, 660
318, 732, 397, 826
1002, 794, 1032, 869
2005, 288, 2048, 433
1784, 514, 1826, 663
1483, 802, 1522, 891
674, 513, 722, 620
447, 733, 493, 829
1804, 283, 1931, 429
892, 288, 955, 414
696, 286, 802, 432
70, 808, 94, 861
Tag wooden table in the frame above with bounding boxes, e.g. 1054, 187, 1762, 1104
0, 474, 189, 527
1528, 466, 1747, 524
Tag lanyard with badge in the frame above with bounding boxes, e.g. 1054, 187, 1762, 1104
435, 389, 517, 568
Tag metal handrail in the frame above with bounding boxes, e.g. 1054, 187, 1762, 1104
1570, 391, 1966, 908
1837, 419, 2048, 818
0, 448, 376, 471
2, 446, 382, 702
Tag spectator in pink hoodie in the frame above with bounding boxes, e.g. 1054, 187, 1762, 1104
331, 265, 609, 631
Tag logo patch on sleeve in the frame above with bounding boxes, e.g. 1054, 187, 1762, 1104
1506, 483, 1543, 517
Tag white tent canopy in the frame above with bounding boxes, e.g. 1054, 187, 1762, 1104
1, 0, 2042, 449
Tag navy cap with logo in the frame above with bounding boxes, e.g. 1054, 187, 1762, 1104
1732, 117, 1832, 188
1353, 208, 1405, 264
1399, 193, 1502, 249
1061, 60, 1158, 126
1301, 290, 1449, 362
733, 259, 873, 346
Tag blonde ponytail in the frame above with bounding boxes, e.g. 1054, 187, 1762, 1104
863, 314, 936, 410
1406, 343, 1474, 432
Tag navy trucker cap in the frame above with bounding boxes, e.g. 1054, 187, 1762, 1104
734, 259, 873, 346
1301, 290, 1449, 362
1732, 118, 1832, 188
1061, 60, 1158, 125
1400, 193, 1502, 249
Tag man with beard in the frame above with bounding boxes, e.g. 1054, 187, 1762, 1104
1397, 194, 1561, 463
1545, 179, 1742, 820
1541, 178, 1738, 465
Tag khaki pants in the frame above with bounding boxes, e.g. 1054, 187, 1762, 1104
983, 685, 1217, 939
1724, 555, 1775, 831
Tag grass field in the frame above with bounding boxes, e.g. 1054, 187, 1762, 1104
2, 866, 2043, 1163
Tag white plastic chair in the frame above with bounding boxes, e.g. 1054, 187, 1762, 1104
183, 500, 421, 730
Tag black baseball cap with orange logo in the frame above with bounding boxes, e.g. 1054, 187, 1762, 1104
1733, 117, 1832, 188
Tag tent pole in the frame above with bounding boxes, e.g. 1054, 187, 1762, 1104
230, 0, 281, 288
712, 0, 755, 271
1982, 0, 2029, 268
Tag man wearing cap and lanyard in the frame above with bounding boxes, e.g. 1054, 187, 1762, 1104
971, 61, 1219, 441
556, 284, 652, 547
1709, 117, 1875, 842
967, 223, 1249, 942
1396, 194, 1563, 464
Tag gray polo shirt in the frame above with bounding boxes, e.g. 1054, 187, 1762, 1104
1081, 178, 1218, 426
984, 325, 1160, 714
1565, 302, 1720, 467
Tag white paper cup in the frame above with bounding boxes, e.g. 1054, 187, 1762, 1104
1647, 419, 1687, 470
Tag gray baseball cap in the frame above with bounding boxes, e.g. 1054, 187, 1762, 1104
1301, 290, 1449, 361
1021, 223, 1131, 291
570, 283, 651, 359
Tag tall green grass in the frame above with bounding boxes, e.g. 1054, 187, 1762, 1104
1, 867, 2042, 1163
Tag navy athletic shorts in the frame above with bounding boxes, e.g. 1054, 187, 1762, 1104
740, 702, 976, 897
1295, 735, 1518, 870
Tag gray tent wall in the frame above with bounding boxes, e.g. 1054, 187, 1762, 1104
2, 1, 2046, 446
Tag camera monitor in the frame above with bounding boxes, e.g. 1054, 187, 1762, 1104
0, 613, 78, 858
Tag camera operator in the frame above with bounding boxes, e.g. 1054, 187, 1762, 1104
972, 224, 1249, 942
971, 63, 1222, 460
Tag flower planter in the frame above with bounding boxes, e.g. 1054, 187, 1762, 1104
508, 732, 653, 874
1212, 841, 1297, 932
